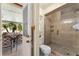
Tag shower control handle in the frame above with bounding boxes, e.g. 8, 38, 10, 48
57, 30, 59, 35
26, 40, 31, 43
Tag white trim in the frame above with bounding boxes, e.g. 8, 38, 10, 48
33, 4, 40, 56
43, 3, 66, 14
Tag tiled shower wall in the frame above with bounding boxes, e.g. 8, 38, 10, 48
50, 11, 79, 56
44, 17, 52, 45
45, 4, 79, 56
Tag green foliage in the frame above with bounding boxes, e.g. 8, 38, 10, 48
17, 24, 22, 32
8, 22, 17, 32
2, 24, 9, 32
2, 22, 22, 33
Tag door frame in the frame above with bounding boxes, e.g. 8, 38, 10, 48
23, 3, 40, 56
32, 3, 40, 56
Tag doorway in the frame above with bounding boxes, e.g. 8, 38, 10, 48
2, 3, 23, 56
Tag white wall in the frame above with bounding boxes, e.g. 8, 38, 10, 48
39, 8, 44, 44
0, 4, 2, 56
2, 4, 23, 23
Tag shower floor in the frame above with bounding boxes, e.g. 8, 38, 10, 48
49, 42, 77, 56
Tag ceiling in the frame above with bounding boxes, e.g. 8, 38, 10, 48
17, 3, 54, 10
40, 3, 54, 10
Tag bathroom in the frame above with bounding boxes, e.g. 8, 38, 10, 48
39, 3, 79, 56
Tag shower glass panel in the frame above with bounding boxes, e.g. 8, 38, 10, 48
58, 4, 79, 56
45, 4, 79, 56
